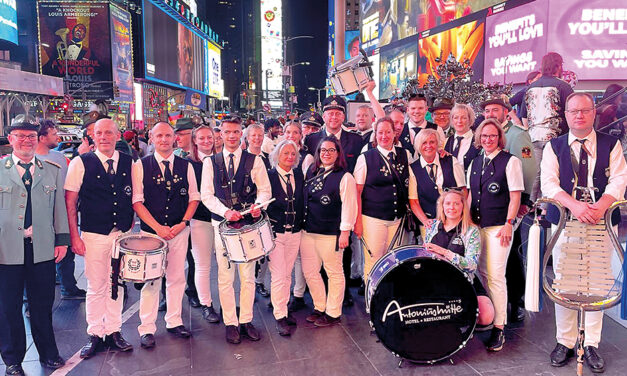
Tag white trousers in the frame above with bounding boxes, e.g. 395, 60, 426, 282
269, 232, 302, 319
190, 219, 215, 307
82, 230, 124, 337
551, 224, 611, 348
138, 227, 190, 335
300, 231, 344, 318
213, 223, 256, 326
362, 215, 401, 281
478, 225, 512, 327
292, 254, 307, 298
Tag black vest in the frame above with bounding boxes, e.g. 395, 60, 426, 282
260, 151, 271, 170
430, 222, 467, 257
468, 151, 513, 227
210, 150, 258, 221
546, 133, 621, 225
303, 129, 364, 173
304, 167, 346, 235
444, 134, 480, 172
189, 158, 213, 222
410, 155, 458, 220
267, 168, 304, 233
78, 152, 134, 234
140, 155, 190, 233
361, 147, 409, 220
400, 121, 438, 155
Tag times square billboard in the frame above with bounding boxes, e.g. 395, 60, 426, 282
260, 0, 283, 108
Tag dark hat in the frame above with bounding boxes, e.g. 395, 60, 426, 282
480, 94, 512, 111
175, 118, 194, 132
299, 112, 323, 128
8, 122, 39, 132
430, 97, 455, 112
322, 95, 346, 113
264, 118, 281, 132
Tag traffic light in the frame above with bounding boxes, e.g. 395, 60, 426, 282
61, 102, 69, 114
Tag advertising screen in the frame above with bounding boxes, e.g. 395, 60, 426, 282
380, 37, 417, 99
345, 30, 360, 60
369, 53, 380, 99
484, 1, 548, 84
207, 41, 222, 98
143, 0, 207, 93
418, 19, 485, 82
109, 4, 133, 102
546, 0, 627, 81
260, 0, 283, 108
38, 1, 113, 100
0, 0, 17, 45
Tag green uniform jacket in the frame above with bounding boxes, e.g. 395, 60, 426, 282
0, 156, 70, 265
503, 121, 536, 201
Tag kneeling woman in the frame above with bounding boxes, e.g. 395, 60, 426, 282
266, 140, 304, 336
423, 190, 494, 329
301, 136, 357, 327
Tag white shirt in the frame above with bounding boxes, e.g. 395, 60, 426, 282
275, 165, 296, 194
448, 130, 474, 162
353, 145, 412, 185
197, 150, 212, 161
131, 151, 200, 204
64, 150, 120, 192
465, 149, 525, 192
200, 147, 272, 221
261, 135, 277, 155
541, 130, 627, 200
408, 154, 466, 200
301, 153, 315, 177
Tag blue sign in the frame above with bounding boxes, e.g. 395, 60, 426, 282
0, 0, 18, 45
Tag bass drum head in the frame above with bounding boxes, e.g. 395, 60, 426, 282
369, 254, 478, 363
120, 236, 165, 252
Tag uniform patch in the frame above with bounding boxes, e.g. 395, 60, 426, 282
488, 182, 500, 194
320, 195, 331, 205
521, 146, 531, 159
127, 258, 141, 272
179, 187, 187, 196
124, 185, 132, 196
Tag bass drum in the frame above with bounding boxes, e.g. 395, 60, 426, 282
366, 246, 478, 363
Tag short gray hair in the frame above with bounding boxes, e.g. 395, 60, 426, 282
269, 139, 300, 169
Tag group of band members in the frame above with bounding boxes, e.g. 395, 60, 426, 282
2, 80, 626, 376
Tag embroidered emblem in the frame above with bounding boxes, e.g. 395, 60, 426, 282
124, 185, 132, 196
311, 178, 324, 193
245, 185, 251, 193
379, 165, 390, 177
521, 146, 531, 159
451, 236, 464, 246
180, 187, 187, 196
127, 258, 141, 272
320, 195, 331, 205
44, 185, 56, 194
488, 182, 500, 194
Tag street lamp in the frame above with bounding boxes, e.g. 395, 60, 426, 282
285, 62, 310, 112
308, 87, 327, 112
282, 35, 314, 112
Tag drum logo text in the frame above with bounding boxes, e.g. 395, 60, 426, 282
382, 300, 463, 325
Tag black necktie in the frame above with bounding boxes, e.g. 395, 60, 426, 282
453, 136, 464, 158
228, 153, 235, 181
428, 163, 437, 182
162, 160, 173, 190
18, 162, 33, 229
576, 139, 589, 188
106, 159, 115, 184
285, 173, 295, 227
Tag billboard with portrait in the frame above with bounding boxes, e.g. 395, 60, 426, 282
109, 4, 133, 102
260, 0, 283, 108
379, 36, 417, 99
0, 0, 17, 45
142, 0, 207, 94
483, 1, 548, 84
38, 1, 113, 100
345, 30, 360, 60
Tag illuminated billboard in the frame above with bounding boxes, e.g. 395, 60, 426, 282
109, 4, 134, 102
260, 0, 283, 108
0, 0, 17, 45
207, 41, 223, 98
380, 37, 417, 99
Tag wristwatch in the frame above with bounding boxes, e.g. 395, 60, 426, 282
183, 219, 190, 226
506, 218, 515, 225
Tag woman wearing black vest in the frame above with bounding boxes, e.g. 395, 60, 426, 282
409, 128, 466, 241
444, 104, 480, 172
301, 136, 357, 327
423, 190, 494, 327
467, 118, 523, 352
266, 140, 304, 336
187, 125, 220, 324
354, 117, 411, 281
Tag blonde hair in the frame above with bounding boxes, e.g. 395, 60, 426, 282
414, 128, 441, 157
450, 103, 475, 129
435, 190, 474, 235
473, 118, 506, 150
283, 121, 303, 148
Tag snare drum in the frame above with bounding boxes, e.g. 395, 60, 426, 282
366, 246, 478, 363
329, 51, 373, 95
115, 233, 167, 283
219, 212, 275, 263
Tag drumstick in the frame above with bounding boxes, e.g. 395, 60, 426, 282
239, 198, 276, 215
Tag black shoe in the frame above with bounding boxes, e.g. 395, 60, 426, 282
288, 296, 306, 312
510, 304, 525, 323
348, 277, 362, 287
5, 364, 24, 376
167, 325, 192, 338
306, 309, 324, 323
225, 325, 241, 344
201, 305, 220, 323
276, 318, 291, 336
486, 327, 505, 351
475, 323, 493, 332
188, 296, 201, 308
286, 313, 297, 326
314, 313, 341, 327
256, 283, 270, 297
140, 334, 156, 349
40, 356, 65, 369
343, 292, 354, 307
550, 343, 574, 367
158, 298, 167, 312
105, 332, 133, 352
80, 335, 104, 359
584, 346, 605, 373
61, 288, 87, 300
357, 282, 365, 296
240, 322, 261, 341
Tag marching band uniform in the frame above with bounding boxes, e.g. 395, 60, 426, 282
399, 119, 439, 156
444, 130, 480, 172
267, 166, 304, 335
65, 149, 134, 356
200, 148, 271, 343
354, 145, 411, 280
132, 152, 200, 344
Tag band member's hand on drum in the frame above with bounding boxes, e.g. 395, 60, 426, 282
339, 230, 350, 249
54, 245, 68, 263
71, 236, 87, 256
224, 209, 243, 222
496, 222, 513, 247
249, 204, 261, 218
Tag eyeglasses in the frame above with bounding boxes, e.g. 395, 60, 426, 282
11, 134, 37, 141
320, 148, 337, 154
566, 108, 594, 115
434, 113, 450, 118
480, 134, 499, 140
